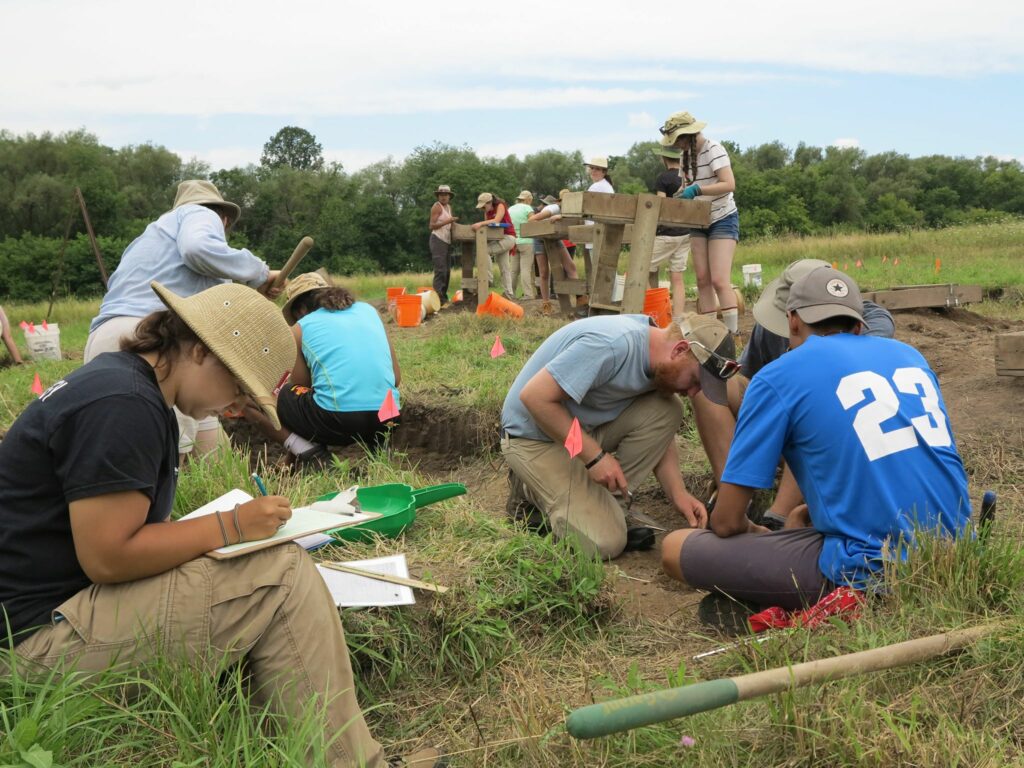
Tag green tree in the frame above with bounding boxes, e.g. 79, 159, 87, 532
260, 127, 324, 172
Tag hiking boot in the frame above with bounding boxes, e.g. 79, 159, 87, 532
540, 300, 555, 316
506, 471, 549, 533
697, 592, 758, 637
388, 747, 447, 767
623, 525, 656, 552
293, 444, 332, 472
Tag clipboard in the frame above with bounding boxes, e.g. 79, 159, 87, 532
179, 489, 381, 560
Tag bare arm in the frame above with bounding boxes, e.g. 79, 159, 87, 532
519, 368, 626, 493
288, 324, 312, 388
710, 482, 767, 537
473, 203, 508, 230
69, 491, 293, 583
652, 440, 707, 528
697, 165, 737, 198
429, 202, 456, 231
387, 331, 401, 387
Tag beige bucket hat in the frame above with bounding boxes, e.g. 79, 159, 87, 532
173, 180, 242, 226
281, 271, 331, 325
516, 190, 533, 202
435, 184, 454, 197
150, 281, 295, 429
584, 156, 609, 170
752, 258, 831, 337
658, 111, 707, 146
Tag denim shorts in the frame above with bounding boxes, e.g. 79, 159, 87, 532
689, 210, 740, 242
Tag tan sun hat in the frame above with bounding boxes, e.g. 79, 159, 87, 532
752, 258, 832, 337
150, 281, 295, 429
584, 156, 608, 170
540, 194, 559, 206
516, 190, 533, 202
658, 111, 707, 146
281, 271, 331, 325
558, 188, 571, 200
173, 180, 242, 226
676, 313, 736, 406
435, 184, 454, 197
476, 192, 494, 209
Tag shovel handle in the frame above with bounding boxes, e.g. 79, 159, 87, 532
273, 236, 314, 289
411, 483, 467, 508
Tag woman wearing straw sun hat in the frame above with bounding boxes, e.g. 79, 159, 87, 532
0, 281, 443, 768
659, 111, 741, 335
428, 184, 458, 305
243, 272, 402, 466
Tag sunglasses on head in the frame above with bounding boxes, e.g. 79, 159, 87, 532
690, 340, 741, 380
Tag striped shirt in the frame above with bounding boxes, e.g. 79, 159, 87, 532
680, 138, 737, 224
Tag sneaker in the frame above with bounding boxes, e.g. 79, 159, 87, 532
502, 291, 518, 301
697, 592, 758, 637
506, 471, 549, 533
388, 747, 447, 767
293, 444, 332, 471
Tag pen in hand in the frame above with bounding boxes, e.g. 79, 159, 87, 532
251, 472, 269, 497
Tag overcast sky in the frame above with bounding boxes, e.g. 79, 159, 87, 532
3, 0, 1022, 171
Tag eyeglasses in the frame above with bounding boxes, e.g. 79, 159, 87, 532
689, 340, 741, 380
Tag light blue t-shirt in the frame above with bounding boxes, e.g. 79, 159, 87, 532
724, 333, 971, 588
90, 205, 269, 333
298, 302, 399, 413
501, 315, 654, 442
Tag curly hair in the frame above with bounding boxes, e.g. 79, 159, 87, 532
290, 286, 356, 318
120, 309, 202, 370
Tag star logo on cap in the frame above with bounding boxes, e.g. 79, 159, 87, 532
826, 278, 850, 297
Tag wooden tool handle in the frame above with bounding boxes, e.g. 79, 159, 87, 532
273, 236, 314, 289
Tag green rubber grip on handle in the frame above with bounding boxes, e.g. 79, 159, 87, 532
566, 679, 739, 739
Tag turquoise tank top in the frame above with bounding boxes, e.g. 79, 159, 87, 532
297, 303, 400, 412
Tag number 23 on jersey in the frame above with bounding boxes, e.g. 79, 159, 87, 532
836, 367, 952, 461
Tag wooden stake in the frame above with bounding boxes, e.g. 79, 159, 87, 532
75, 187, 108, 289
320, 561, 449, 594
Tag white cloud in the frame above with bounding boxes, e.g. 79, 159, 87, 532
832, 138, 861, 149
627, 112, 658, 129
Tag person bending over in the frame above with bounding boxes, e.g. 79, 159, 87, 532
662, 267, 970, 609
502, 313, 737, 559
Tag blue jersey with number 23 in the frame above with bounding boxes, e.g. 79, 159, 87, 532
723, 333, 971, 588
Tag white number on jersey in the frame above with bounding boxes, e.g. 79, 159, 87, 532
835, 367, 951, 461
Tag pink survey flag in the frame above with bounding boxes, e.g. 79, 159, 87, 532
31, 373, 43, 396
894, 257, 901, 266
882, 254, 889, 264
377, 390, 400, 422
27, 322, 35, 334
18, 321, 28, 330
42, 320, 49, 331
490, 335, 505, 358
564, 417, 582, 458
855, 259, 863, 268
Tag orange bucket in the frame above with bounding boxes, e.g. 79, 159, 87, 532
395, 294, 423, 327
643, 288, 672, 328
476, 292, 524, 319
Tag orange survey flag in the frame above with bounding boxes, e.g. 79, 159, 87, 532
564, 417, 583, 458
377, 390, 400, 422
490, 335, 505, 358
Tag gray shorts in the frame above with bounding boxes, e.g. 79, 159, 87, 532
680, 527, 834, 610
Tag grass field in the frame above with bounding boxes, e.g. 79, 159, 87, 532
2, 222, 1024, 767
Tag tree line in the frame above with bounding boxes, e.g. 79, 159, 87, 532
0, 127, 1021, 300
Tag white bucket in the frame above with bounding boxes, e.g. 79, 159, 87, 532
612, 274, 626, 303
742, 263, 763, 288
24, 324, 62, 361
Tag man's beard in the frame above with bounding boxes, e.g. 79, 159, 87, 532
652, 357, 690, 396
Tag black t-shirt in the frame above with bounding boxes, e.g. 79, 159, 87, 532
0, 352, 178, 641
654, 169, 688, 236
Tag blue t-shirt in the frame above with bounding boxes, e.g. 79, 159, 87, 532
501, 315, 654, 441
723, 333, 970, 588
297, 303, 399, 413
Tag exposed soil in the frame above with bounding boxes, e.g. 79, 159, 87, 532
228, 303, 1024, 646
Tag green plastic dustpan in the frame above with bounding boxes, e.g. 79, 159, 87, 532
321, 482, 466, 542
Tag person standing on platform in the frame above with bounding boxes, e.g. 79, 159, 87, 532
428, 184, 458, 306
508, 190, 537, 299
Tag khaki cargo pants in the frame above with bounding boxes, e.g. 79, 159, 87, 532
501, 392, 683, 559
14, 545, 383, 768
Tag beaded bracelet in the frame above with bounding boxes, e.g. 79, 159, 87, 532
584, 450, 606, 470
213, 510, 230, 548
231, 503, 244, 544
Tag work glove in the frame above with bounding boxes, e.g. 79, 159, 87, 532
680, 183, 702, 200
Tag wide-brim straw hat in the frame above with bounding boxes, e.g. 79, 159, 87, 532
150, 281, 295, 429
173, 180, 242, 226
658, 111, 707, 146
281, 271, 331, 325
540, 194, 559, 206
584, 156, 609, 170
435, 184, 454, 197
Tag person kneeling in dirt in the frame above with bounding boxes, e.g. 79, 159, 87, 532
501, 313, 737, 559
0, 282, 441, 768
244, 272, 402, 468
662, 267, 971, 609
691, 258, 895, 529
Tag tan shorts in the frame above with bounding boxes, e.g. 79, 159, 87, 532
85, 316, 220, 454
650, 235, 690, 273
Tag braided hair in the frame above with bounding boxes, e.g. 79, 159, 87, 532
677, 134, 699, 185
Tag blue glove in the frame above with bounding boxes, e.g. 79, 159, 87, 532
681, 183, 702, 200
